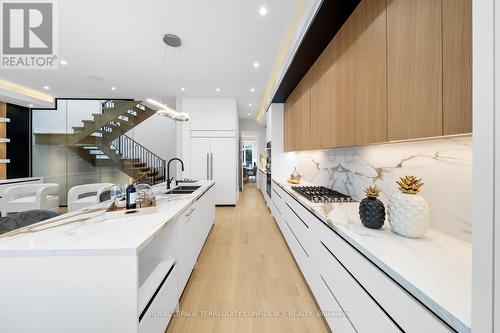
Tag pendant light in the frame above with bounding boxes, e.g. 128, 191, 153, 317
148, 33, 190, 122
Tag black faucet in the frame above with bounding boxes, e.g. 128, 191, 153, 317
166, 158, 184, 189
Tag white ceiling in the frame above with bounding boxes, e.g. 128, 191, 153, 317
0, 0, 300, 120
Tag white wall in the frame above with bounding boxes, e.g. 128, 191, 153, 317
126, 113, 176, 161
239, 119, 261, 132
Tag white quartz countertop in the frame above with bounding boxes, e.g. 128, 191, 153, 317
273, 179, 471, 333
0, 181, 215, 256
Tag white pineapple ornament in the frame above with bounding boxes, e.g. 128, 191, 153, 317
388, 176, 430, 238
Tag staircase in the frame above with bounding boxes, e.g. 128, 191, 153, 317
35, 100, 166, 185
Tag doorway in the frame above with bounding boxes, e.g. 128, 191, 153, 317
240, 131, 260, 191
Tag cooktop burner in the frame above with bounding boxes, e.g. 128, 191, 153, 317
292, 186, 355, 203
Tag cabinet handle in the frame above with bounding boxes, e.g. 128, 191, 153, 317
208, 153, 213, 180
185, 208, 196, 217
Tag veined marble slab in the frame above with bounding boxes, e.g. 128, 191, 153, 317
294, 136, 472, 242
0, 181, 215, 256
274, 179, 471, 333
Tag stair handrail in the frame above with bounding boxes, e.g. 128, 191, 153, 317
112, 134, 166, 165
109, 134, 166, 185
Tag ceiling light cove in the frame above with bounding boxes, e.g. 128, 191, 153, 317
259, 6, 268, 16
145, 98, 168, 110
253, 62, 260, 68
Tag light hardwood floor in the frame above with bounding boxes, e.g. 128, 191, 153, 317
166, 183, 330, 333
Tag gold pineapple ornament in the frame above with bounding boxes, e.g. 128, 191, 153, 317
396, 176, 424, 194
388, 176, 430, 238
364, 185, 381, 198
359, 185, 385, 229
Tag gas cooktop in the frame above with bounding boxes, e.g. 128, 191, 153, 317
292, 186, 355, 203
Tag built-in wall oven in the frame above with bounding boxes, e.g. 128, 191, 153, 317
266, 142, 271, 196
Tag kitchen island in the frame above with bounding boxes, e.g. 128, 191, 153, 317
0, 180, 215, 333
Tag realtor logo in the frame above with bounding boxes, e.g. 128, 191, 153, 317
1, 0, 58, 68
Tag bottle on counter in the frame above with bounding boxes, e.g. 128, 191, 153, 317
126, 177, 137, 209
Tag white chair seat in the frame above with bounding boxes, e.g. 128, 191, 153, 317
2, 184, 60, 216
67, 183, 113, 212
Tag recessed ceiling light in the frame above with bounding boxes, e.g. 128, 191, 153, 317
248, 113, 251, 116
259, 6, 268, 16
250, 88, 255, 92
28, 104, 34, 108
253, 62, 259, 68
249, 103, 252, 107
111, 86, 116, 91
60, 60, 68, 66
216, 87, 220, 92
180, 87, 185, 91
43, 86, 50, 90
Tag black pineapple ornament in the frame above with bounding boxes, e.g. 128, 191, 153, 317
359, 185, 385, 229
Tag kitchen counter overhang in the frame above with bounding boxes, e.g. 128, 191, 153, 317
0, 180, 215, 256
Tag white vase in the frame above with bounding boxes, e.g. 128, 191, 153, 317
388, 192, 430, 238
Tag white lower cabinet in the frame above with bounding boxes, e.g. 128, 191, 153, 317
178, 185, 216, 294
318, 243, 401, 332
139, 184, 216, 333
139, 264, 178, 333
270, 181, 450, 333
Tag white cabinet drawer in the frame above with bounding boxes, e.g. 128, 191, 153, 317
309, 272, 357, 333
316, 221, 453, 333
139, 264, 178, 333
318, 242, 401, 333
178, 202, 199, 293
273, 184, 313, 254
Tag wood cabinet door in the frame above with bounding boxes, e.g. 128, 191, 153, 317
290, 87, 301, 151
296, 73, 312, 151
308, 59, 323, 150
387, 0, 443, 141
284, 91, 294, 152
318, 0, 387, 149
443, 0, 472, 135
354, 0, 387, 145
330, 9, 357, 149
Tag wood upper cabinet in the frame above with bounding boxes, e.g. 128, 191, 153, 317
284, 0, 471, 151
318, 0, 387, 149
284, 87, 295, 152
443, 0, 472, 135
354, 0, 387, 145
387, 0, 443, 141
284, 66, 312, 151
308, 59, 323, 149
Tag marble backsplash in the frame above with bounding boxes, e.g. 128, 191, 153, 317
293, 136, 472, 243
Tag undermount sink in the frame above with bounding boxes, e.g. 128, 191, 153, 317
165, 185, 201, 195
